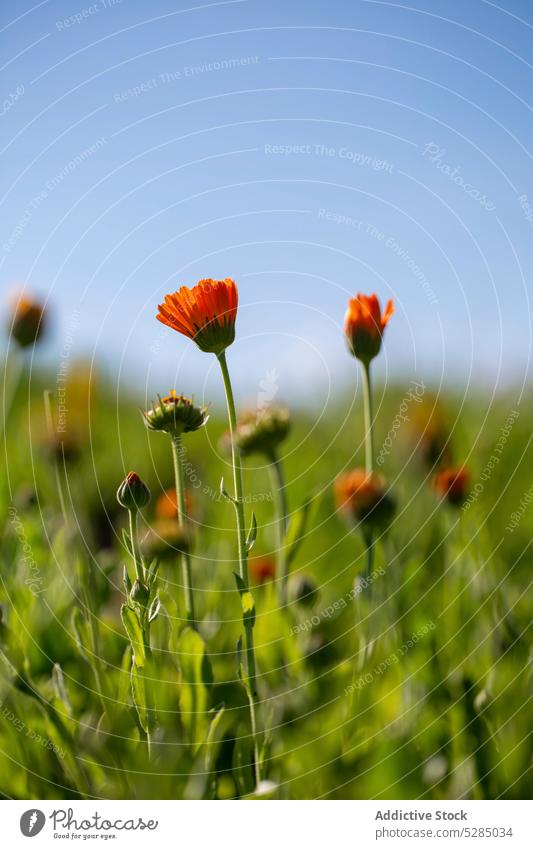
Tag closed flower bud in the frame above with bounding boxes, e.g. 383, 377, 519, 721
221, 406, 291, 459
335, 468, 395, 531
130, 579, 150, 606
143, 391, 208, 436
9, 293, 47, 348
116, 472, 151, 511
434, 466, 470, 506
344, 293, 393, 364
289, 574, 319, 608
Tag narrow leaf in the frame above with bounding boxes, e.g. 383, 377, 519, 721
121, 605, 146, 668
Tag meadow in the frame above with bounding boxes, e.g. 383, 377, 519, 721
0, 285, 531, 801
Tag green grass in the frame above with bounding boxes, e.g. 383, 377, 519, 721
0, 362, 531, 800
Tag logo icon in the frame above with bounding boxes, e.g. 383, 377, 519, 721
20, 810, 46, 837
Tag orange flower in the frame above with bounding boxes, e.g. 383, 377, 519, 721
9, 292, 47, 348
434, 467, 470, 506
335, 468, 395, 529
345, 293, 394, 363
155, 487, 193, 519
250, 555, 276, 584
156, 278, 238, 355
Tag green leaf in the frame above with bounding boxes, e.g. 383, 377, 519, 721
246, 512, 258, 552
71, 608, 91, 662
241, 591, 256, 628
283, 492, 320, 568
123, 566, 132, 595
148, 594, 161, 623
121, 605, 146, 668
232, 735, 256, 798
131, 665, 151, 733
203, 707, 226, 774
121, 528, 133, 557
178, 627, 213, 751
233, 572, 246, 594
52, 663, 72, 714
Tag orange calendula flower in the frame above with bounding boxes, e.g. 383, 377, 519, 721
9, 292, 47, 348
345, 293, 394, 363
335, 468, 395, 530
434, 466, 470, 506
156, 278, 238, 355
155, 487, 194, 519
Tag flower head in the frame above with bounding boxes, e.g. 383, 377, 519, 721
156, 278, 238, 355
250, 555, 276, 584
434, 466, 470, 506
143, 391, 208, 436
9, 292, 47, 348
335, 468, 395, 530
410, 397, 451, 469
116, 472, 151, 511
345, 293, 394, 364
221, 406, 291, 459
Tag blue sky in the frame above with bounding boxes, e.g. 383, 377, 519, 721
1, 0, 532, 406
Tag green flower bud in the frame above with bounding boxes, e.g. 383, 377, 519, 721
143, 391, 209, 436
116, 472, 151, 511
130, 579, 150, 606
221, 406, 291, 459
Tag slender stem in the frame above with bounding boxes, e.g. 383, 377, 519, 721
217, 350, 261, 787
269, 451, 289, 606
1, 351, 24, 445
171, 434, 197, 631
128, 509, 144, 583
361, 360, 374, 595
361, 360, 374, 474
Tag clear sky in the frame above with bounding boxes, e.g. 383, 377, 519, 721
1, 0, 532, 406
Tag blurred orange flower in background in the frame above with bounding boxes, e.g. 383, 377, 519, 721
335, 468, 395, 529
156, 278, 238, 355
156, 487, 194, 519
345, 293, 394, 363
9, 291, 47, 348
434, 466, 470, 506
250, 555, 276, 584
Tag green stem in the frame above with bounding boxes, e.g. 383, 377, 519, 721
269, 452, 289, 606
217, 350, 261, 787
171, 435, 197, 630
1, 351, 24, 445
361, 360, 374, 594
128, 509, 144, 583
361, 360, 374, 475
